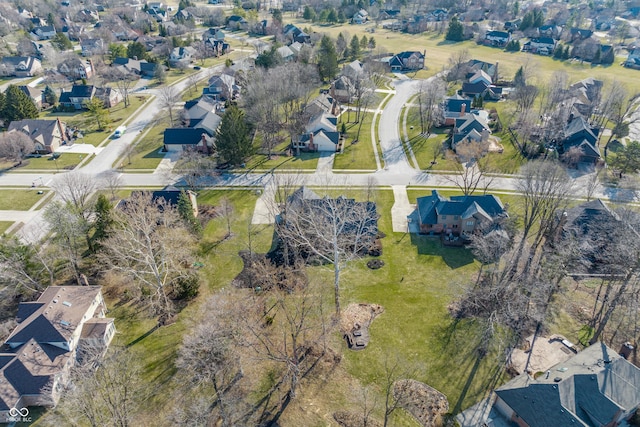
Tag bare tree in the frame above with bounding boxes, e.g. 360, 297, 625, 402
174, 150, 216, 189
176, 291, 244, 427
98, 192, 196, 317
52, 171, 98, 221
444, 139, 493, 195
51, 347, 145, 427
102, 67, 137, 108
0, 236, 54, 294
243, 67, 283, 159
157, 85, 180, 126
219, 196, 234, 238
43, 201, 87, 285
416, 78, 446, 135
446, 49, 470, 82
101, 170, 122, 201
0, 131, 35, 165
277, 186, 378, 314
382, 355, 418, 427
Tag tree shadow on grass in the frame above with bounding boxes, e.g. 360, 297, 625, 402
409, 233, 475, 269
126, 324, 160, 347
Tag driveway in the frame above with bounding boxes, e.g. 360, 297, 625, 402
390, 185, 416, 233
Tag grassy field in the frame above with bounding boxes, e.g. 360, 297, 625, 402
0, 189, 50, 210
0, 222, 13, 235
40, 95, 149, 147
287, 18, 639, 88
117, 122, 166, 171
245, 151, 320, 170
334, 113, 379, 170
13, 153, 85, 171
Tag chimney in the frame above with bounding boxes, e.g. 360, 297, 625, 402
460, 102, 466, 117
309, 132, 314, 149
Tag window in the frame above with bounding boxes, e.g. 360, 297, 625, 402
441, 215, 447, 220
453, 224, 458, 228
466, 221, 474, 226
454, 215, 459, 220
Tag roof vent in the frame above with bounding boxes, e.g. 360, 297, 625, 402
554, 377, 562, 382
60, 320, 70, 326
62, 301, 72, 307
53, 299, 58, 303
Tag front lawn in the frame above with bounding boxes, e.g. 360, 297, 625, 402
15, 153, 85, 171
334, 114, 379, 170
245, 151, 320, 171
0, 222, 13, 235
117, 122, 166, 171
40, 95, 149, 147
0, 189, 51, 210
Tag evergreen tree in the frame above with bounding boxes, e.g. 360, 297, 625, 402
43, 85, 58, 106
368, 36, 376, 49
303, 5, 315, 20
0, 91, 5, 115
513, 66, 526, 87
337, 10, 346, 23
327, 8, 338, 23
154, 63, 167, 83
360, 34, 368, 50
255, 46, 283, 68
553, 44, 564, 59
592, 46, 601, 64
178, 191, 202, 234
2, 85, 38, 122
505, 40, 520, 52
216, 106, 252, 165
445, 17, 464, 42
317, 35, 339, 81
159, 24, 167, 37
92, 194, 113, 251
563, 45, 571, 60
108, 43, 127, 62
127, 41, 147, 60
349, 35, 361, 60
336, 32, 347, 58
52, 33, 73, 51
84, 97, 109, 131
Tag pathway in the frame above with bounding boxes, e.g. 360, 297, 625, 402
251, 177, 276, 225
390, 185, 416, 233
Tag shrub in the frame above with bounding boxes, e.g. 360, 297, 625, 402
174, 274, 200, 300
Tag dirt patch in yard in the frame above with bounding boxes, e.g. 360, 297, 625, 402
340, 303, 384, 351
334, 411, 382, 427
395, 379, 449, 427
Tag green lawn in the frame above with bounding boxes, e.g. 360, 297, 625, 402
0, 189, 51, 210
15, 153, 85, 171
334, 114, 379, 170
245, 151, 320, 171
40, 95, 149, 147
0, 222, 13, 235
117, 123, 166, 171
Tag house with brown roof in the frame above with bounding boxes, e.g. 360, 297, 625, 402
0, 286, 115, 419
7, 119, 70, 154
0, 56, 42, 77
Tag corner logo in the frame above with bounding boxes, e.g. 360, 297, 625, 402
7, 407, 32, 422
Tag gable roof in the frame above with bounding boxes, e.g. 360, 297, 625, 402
163, 127, 212, 145
461, 80, 489, 95
7, 119, 65, 149
486, 30, 509, 39
495, 342, 640, 427
416, 190, 505, 225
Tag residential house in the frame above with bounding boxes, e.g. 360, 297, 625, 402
503, 19, 522, 31
558, 115, 601, 165
31, 25, 56, 40
624, 48, 640, 69
305, 93, 340, 118
112, 57, 158, 77
202, 27, 225, 41
522, 37, 556, 55
330, 75, 356, 103
483, 30, 510, 48
0, 286, 115, 420
146, 7, 167, 22
570, 28, 594, 41
59, 85, 123, 109
468, 69, 492, 86
538, 24, 561, 38
342, 60, 363, 81
451, 111, 491, 149
428, 9, 448, 21
566, 77, 603, 118
598, 44, 615, 64
163, 127, 212, 153
485, 343, 640, 427
57, 58, 95, 80
60, 21, 86, 41
276, 45, 295, 62
169, 46, 195, 67
204, 38, 231, 57
295, 112, 340, 152
75, 9, 100, 23
414, 189, 506, 235
351, 9, 368, 24
281, 187, 378, 253
460, 69, 502, 100
203, 74, 238, 101
442, 95, 472, 126
388, 51, 425, 72
183, 96, 223, 135
29, 16, 47, 26
289, 41, 304, 56
136, 34, 166, 51
18, 86, 43, 110
147, 1, 163, 8
150, 186, 198, 217
80, 38, 105, 56
226, 15, 248, 31
283, 24, 311, 44
0, 56, 42, 77
7, 119, 70, 153
465, 59, 499, 82
378, 9, 401, 20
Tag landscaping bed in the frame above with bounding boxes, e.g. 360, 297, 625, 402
395, 379, 449, 427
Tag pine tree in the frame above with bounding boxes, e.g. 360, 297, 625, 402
216, 105, 252, 165
84, 97, 109, 131
92, 194, 113, 251
303, 5, 315, 20
513, 66, 526, 87
360, 34, 368, 50
349, 35, 361, 60
127, 41, 147, 60
368, 36, 376, 49
592, 46, 601, 64
2, 85, 38, 122
178, 191, 202, 234
445, 17, 464, 42
317, 35, 339, 81
327, 8, 338, 23
553, 44, 564, 59
563, 45, 571, 60
43, 85, 58, 106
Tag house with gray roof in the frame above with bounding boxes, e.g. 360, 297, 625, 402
18, 85, 43, 110
31, 25, 56, 40
559, 116, 601, 165
0, 56, 42, 77
7, 119, 70, 153
490, 342, 640, 427
163, 127, 213, 153
414, 189, 506, 236
0, 286, 115, 419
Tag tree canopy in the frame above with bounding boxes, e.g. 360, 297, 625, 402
317, 35, 339, 81
445, 17, 464, 41
216, 105, 252, 165
2, 85, 38, 123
